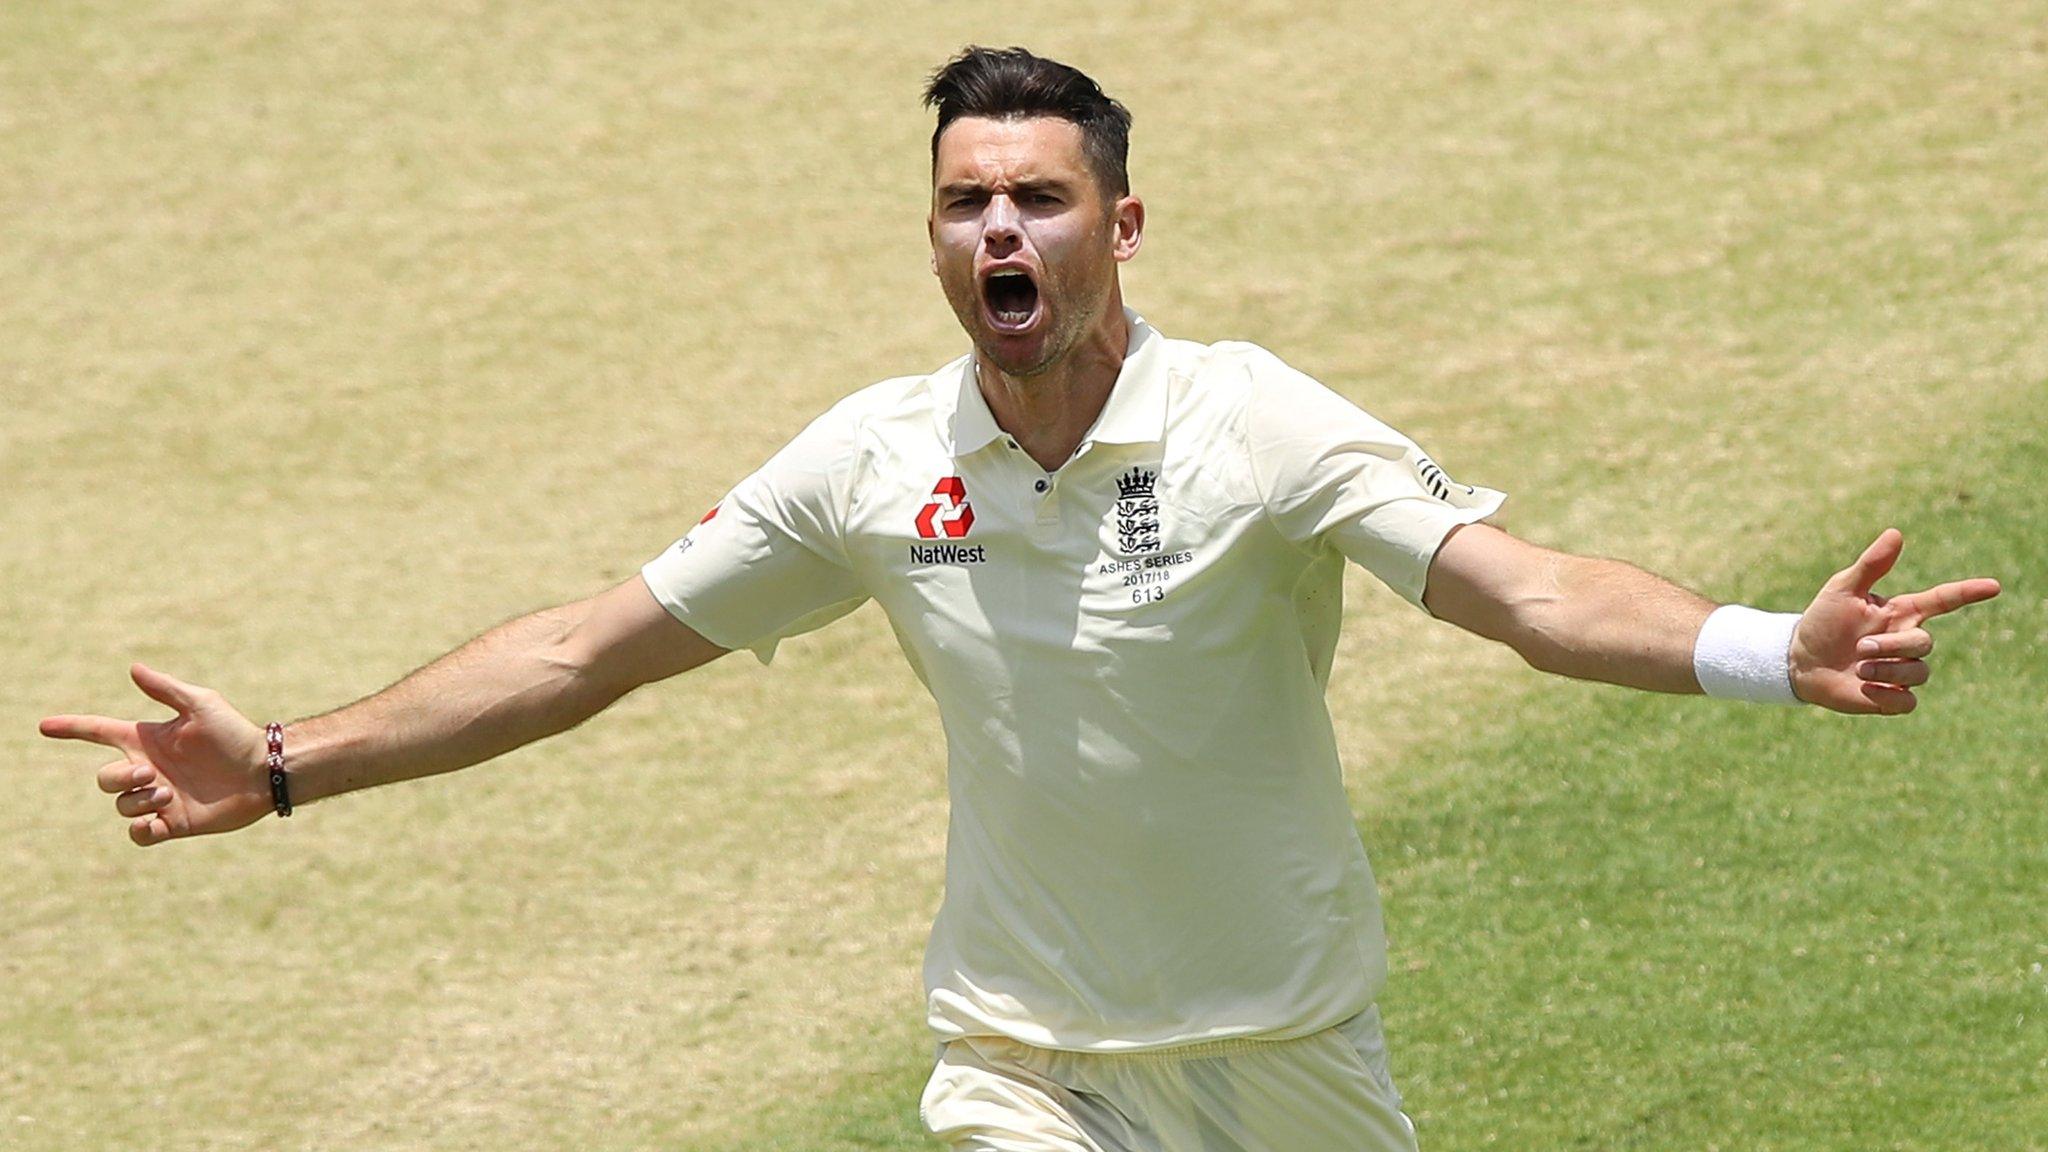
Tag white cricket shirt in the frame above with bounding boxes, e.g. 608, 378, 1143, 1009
642, 312, 1504, 1052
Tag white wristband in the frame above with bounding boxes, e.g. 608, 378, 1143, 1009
1693, 605, 1804, 705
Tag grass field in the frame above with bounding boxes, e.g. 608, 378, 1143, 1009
4, 2, 2042, 1149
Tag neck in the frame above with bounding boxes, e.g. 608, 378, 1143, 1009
977, 296, 1130, 473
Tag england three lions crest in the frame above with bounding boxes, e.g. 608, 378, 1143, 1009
1113, 466, 1161, 556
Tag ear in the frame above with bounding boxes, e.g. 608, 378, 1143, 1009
927, 214, 939, 275
1111, 195, 1145, 263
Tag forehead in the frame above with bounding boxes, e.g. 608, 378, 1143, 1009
933, 116, 1091, 188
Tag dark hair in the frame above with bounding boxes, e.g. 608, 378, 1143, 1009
923, 46, 1133, 197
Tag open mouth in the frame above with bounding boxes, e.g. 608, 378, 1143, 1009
982, 269, 1041, 333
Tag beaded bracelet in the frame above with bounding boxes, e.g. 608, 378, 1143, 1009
265, 722, 293, 817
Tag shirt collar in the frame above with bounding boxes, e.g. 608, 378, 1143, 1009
945, 309, 1168, 457
946, 357, 1007, 456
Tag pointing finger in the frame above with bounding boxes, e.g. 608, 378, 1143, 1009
130, 663, 202, 714
1892, 578, 2003, 625
96, 760, 155, 795
1856, 628, 1933, 660
40, 714, 141, 755
1825, 528, 1903, 597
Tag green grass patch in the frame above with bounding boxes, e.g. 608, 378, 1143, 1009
1373, 403, 2044, 1150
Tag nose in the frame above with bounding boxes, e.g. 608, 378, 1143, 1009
981, 196, 1023, 257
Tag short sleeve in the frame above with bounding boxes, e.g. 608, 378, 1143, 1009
1245, 350, 1505, 610
640, 403, 870, 663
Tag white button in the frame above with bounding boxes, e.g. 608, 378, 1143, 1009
1034, 479, 1049, 493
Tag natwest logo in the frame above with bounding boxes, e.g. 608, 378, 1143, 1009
914, 477, 975, 540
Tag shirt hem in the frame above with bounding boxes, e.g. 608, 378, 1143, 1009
926, 1001, 1375, 1058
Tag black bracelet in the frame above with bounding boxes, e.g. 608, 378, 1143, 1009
265, 722, 293, 817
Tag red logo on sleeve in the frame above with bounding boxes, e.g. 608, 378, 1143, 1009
914, 477, 975, 539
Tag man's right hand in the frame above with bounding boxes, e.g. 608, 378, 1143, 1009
41, 579, 730, 843
40, 663, 272, 846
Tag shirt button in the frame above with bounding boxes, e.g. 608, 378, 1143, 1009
1034, 479, 1049, 493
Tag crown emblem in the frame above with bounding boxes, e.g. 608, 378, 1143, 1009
1115, 467, 1157, 501
1111, 466, 1162, 557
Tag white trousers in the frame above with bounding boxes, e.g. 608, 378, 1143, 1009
919, 1006, 1419, 1152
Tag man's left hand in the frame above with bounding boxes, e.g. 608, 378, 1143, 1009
1790, 528, 2001, 714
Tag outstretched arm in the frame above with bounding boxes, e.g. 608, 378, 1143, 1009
40, 576, 726, 845
1423, 524, 2000, 714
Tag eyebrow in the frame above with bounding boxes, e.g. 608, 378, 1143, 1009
936, 178, 1073, 200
